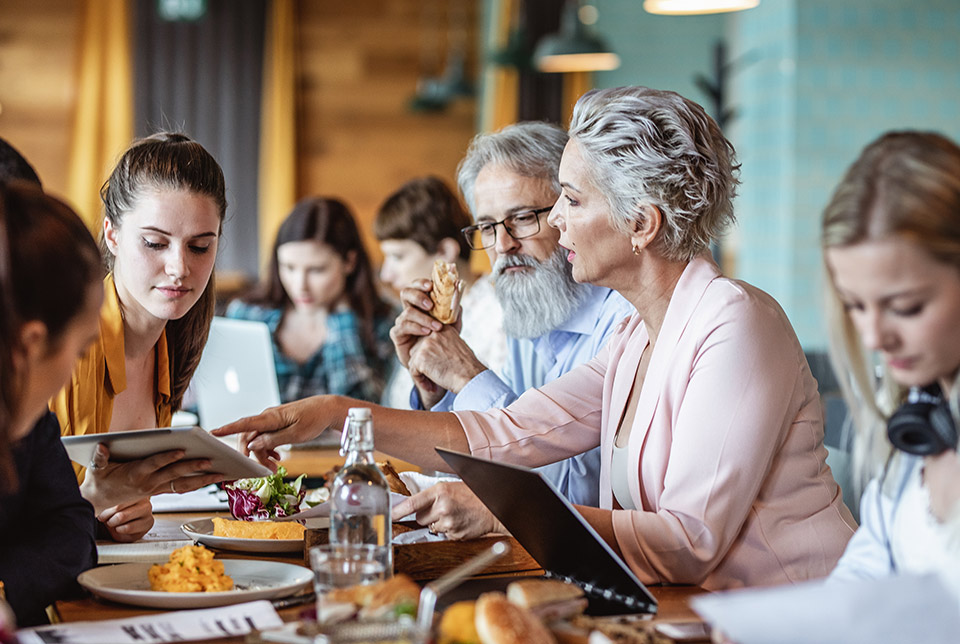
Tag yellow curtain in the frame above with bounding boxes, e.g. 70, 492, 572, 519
66, 0, 134, 232
562, 72, 593, 126
480, 0, 519, 133
258, 0, 299, 270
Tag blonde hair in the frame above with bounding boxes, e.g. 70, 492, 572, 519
822, 131, 960, 486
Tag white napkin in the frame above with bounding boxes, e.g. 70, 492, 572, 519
397, 471, 460, 495
277, 492, 410, 520
392, 527, 449, 545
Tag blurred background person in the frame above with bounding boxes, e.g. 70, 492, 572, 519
375, 175, 506, 409
227, 197, 395, 407
0, 179, 100, 626
823, 131, 960, 603
50, 133, 227, 542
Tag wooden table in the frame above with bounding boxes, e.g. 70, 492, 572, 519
55, 582, 707, 637
273, 447, 421, 479
53, 455, 707, 640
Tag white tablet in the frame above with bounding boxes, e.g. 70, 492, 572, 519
61, 426, 272, 481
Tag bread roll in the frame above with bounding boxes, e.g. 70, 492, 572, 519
430, 259, 459, 324
475, 592, 556, 644
507, 579, 584, 607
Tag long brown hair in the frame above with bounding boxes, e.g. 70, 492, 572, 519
822, 131, 960, 485
243, 197, 391, 350
0, 183, 102, 493
100, 132, 227, 411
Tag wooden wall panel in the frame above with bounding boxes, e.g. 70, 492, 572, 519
295, 0, 479, 263
0, 0, 479, 268
0, 0, 81, 195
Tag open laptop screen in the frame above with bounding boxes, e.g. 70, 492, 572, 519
193, 317, 281, 429
436, 447, 658, 615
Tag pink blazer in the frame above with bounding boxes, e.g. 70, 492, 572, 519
454, 256, 856, 590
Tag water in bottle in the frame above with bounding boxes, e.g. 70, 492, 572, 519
329, 407, 393, 574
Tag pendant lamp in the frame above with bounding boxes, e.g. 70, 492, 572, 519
533, 1, 620, 73
643, 0, 759, 16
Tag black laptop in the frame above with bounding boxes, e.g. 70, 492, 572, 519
436, 447, 658, 616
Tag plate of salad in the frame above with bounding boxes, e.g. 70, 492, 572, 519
181, 467, 330, 553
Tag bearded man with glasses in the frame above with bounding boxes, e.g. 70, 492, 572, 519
387, 122, 634, 539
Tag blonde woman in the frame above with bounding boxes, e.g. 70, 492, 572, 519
823, 131, 960, 603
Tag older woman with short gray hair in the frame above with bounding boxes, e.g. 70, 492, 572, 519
216, 86, 856, 590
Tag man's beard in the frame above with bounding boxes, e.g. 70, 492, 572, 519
492, 246, 589, 339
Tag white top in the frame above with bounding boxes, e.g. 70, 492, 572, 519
831, 453, 960, 612
611, 442, 636, 510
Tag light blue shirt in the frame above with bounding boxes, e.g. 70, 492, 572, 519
417, 284, 635, 506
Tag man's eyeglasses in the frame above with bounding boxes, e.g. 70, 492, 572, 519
461, 206, 553, 250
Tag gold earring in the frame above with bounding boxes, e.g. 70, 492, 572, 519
632, 244, 641, 256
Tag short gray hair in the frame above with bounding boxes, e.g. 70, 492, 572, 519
457, 122, 568, 216
569, 86, 739, 261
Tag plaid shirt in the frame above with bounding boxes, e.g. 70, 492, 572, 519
225, 301, 395, 403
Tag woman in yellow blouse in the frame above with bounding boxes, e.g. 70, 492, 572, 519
50, 133, 227, 541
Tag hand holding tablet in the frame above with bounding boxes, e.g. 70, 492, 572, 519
62, 426, 272, 484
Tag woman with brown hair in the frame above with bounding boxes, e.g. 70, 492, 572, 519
50, 132, 227, 542
0, 182, 101, 626
227, 197, 395, 406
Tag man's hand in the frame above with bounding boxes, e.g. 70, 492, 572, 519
99, 498, 155, 542
408, 326, 487, 396
212, 396, 346, 466
81, 444, 224, 515
391, 481, 506, 541
389, 279, 446, 369
923, 450, 960, 523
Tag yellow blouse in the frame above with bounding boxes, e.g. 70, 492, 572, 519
49, 274, 172, 480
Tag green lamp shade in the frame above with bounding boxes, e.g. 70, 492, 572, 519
533, 2, 620, 73
534, 34, 621, 73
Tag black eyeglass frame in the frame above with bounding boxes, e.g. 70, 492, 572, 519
460, 206, 553, 250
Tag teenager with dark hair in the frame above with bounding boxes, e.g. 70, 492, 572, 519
227, 197, 395, 405
50, 132, 227, 542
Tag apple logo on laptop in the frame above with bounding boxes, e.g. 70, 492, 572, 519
224, 368, 241, 394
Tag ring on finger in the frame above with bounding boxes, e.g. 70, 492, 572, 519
428, 522, 440, 536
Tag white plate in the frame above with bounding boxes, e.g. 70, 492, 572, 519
78, 560, 313, 609
181, 517, 329, 553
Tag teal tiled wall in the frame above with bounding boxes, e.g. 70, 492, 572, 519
729, 0, 960, 350
592, 1, 725, 118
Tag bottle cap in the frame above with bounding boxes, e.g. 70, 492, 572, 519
347, 407, 372, 421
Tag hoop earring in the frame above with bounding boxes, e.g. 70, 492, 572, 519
632, 244, 641, 256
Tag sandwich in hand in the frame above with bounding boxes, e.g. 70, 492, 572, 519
430, 259, 459, 324
506, 579, 588, 622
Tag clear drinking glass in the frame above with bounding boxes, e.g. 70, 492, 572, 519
309, 543, 388, 623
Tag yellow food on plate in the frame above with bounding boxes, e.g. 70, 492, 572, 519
148, 545, 233, 592
437, 600, 480, 644
212, 517, 306, 540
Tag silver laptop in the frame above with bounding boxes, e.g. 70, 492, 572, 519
192, 317, 281, 430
